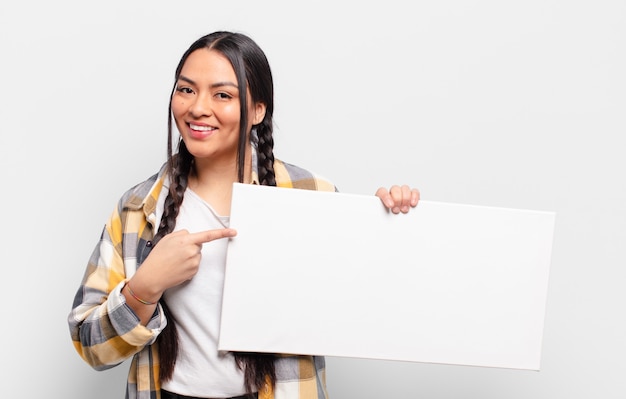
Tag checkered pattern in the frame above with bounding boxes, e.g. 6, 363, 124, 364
68, 149, 337, 399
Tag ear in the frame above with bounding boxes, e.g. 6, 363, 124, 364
252, 102, 267, 125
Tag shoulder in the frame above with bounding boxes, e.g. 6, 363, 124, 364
273, 159, 337, 192
117, 163, 168, 211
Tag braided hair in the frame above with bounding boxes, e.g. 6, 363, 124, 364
153, 31, 277, 394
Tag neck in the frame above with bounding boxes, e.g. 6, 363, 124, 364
189, 150, 252, 216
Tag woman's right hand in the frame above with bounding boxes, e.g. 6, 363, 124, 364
127, 228, 237, 307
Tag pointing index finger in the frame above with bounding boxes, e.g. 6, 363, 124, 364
188, 228, 237, 244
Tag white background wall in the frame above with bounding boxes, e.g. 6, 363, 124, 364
1, 1, 624, 398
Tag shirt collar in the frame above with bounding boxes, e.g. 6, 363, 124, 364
250, 142, 260, 185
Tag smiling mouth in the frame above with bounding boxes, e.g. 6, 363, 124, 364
189, 123, 216, 132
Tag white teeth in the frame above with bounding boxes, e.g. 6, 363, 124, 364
190, 124, 214, 131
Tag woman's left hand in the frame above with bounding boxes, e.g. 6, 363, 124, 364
375, 185, 420, 214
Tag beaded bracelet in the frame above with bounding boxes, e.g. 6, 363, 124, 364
126, 282, 157, 305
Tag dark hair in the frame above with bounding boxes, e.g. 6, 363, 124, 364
154, 31, 277, 394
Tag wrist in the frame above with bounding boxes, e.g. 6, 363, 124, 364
124, 281, 160, 305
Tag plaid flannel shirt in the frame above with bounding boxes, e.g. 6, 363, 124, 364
68, 153, 337, 399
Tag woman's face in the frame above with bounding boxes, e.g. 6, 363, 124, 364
171, 48, 265, 165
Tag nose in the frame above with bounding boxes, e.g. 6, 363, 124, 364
188, 92, 213, 118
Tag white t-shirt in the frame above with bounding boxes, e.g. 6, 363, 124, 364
160, 188, 248, 397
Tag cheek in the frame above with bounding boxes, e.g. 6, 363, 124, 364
223, 103, 240, 119
171, 99, 186, 118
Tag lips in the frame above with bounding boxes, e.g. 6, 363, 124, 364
188, 122, 216, 139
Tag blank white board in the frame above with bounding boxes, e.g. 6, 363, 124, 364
219, 183, 555, 370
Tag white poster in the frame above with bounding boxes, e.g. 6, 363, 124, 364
220, 183, 555, 370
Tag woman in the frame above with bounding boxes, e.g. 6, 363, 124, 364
68, 31, 419, 399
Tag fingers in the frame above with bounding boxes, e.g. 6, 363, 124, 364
375, 187, 394, 209
391, 185, 410, 214
410, 187, 420, 207
376, 185, 420, 214
188, 228, 237, 244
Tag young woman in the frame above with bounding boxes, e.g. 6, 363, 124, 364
68, 31, 419, 399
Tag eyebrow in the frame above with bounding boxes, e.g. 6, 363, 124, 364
177, 75, 239, 89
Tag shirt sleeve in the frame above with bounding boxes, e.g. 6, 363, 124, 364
67, 204, 166, 370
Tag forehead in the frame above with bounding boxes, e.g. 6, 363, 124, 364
179, 48, 237, 82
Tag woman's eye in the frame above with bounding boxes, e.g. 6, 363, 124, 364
177, 87, 194, 94
216, 92, 233, 100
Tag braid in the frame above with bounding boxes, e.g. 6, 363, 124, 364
236, 353, 276, 396
155, 142, 193, 382
256, 120, 276, 187
232, 119, 278, 395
